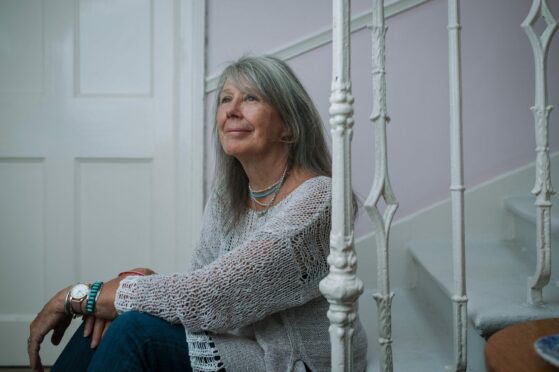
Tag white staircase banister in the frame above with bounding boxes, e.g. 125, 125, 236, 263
364, 0, 398, 371
319, 0, 363, 371
448, 0, 468, 370
521, 0, 557, 306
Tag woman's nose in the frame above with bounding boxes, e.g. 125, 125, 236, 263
225, 99, 241, 118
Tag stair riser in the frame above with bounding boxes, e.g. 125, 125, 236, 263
411, 256, 454, 353
512, 214, 559, 273
411, 255, 490, 371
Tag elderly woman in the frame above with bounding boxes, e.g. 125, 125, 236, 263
28, 55, 368, 372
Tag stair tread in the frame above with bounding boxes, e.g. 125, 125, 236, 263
409, 238, 559, 337
505, 196, 559, 235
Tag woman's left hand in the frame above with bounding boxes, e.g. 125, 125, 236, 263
28, 287, 71, 372
83, 315, 111, 349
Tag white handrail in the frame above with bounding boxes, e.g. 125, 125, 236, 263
447, 0, 468, 370
319, 0, 364, 370
521, 0, 557, 305
364, 0, 398, 371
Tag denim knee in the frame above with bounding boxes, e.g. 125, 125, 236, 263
106, 311, 182, 344
109, 311, 148, 333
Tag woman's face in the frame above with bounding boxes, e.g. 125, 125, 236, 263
217, 79, 290, 161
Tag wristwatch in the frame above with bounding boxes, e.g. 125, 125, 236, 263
68, 283, 90, 315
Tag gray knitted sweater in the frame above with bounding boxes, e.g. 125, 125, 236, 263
115, 176, 368, 372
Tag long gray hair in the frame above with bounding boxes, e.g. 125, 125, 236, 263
213, 55, 332, 230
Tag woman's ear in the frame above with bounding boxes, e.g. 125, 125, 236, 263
280, 124, 292, 142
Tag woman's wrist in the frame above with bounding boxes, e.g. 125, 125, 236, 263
61, 268, 153, 319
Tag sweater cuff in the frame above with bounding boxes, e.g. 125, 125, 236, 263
114, 275, 143, 314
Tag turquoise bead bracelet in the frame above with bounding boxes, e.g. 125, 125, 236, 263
86, 281, 103, 315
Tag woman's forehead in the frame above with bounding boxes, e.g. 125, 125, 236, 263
221, 77, 260, 95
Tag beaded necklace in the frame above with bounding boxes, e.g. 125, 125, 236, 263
249, 165, 288, 215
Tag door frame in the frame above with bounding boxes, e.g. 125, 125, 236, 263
175, 0, 206, 267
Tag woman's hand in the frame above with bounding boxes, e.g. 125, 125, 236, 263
120, 267, 156, 277
28, 267, 155, 370
27, 279, 121, 371
83, 316, 111, 349
28, 287, 71, 372
81, 268, 155, 348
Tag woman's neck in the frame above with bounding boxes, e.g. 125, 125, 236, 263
241, 156, 289, 191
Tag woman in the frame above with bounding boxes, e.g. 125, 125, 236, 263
28, 55, 368, 372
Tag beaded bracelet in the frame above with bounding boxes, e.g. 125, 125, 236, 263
85, 281, 103, 315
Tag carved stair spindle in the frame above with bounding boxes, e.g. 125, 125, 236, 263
522, 0, 557, 305
319, 0, 363, 371
448, 0, 467, 370
364, 0, 397, 371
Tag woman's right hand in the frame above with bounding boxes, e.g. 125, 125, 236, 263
28, 287, 72, 372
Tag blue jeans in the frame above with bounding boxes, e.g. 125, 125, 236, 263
51, 311, 193, 372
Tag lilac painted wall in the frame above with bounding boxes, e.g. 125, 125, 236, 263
206, 0, 559, 237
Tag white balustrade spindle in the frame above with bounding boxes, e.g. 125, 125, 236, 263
363, 0, 397, 371
521, 0, 557, 305
319, 0, 364, 371
447, 0, 467, 370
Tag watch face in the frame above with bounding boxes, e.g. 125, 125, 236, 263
70, 283, 89, 299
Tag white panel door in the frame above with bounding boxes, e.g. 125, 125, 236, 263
0, 0, 203, 365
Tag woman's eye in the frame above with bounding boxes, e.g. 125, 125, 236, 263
245, 95, 259, 102
220, 96, 231, 104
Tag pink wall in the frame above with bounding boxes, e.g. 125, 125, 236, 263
206, 0, 559, 237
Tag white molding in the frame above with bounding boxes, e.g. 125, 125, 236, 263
176, 0, 206, 269
205, 0, 433, 93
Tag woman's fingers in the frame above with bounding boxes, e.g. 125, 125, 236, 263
83, 315, 94, 338
28, 287, 70, 371
90, 317, 111, 349
28, 310, 52, 372
128, 267, 156, 275
51, 315, 72, 345
90, 317, 108, 348
102, 320, 112, 337
27, 333, 44, 372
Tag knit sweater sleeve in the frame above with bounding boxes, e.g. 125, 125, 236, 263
114, 177, 331, 332
188, 190, 222, 271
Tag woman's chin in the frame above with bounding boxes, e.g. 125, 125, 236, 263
223, 147, 247, 159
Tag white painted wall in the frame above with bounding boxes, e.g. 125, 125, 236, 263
206, 0, 559, 238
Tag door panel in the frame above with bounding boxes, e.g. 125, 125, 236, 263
0, 0, 187, 365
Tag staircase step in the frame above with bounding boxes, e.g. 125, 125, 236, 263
504, 196, 559, 236
504, 195, 559, 270
409, 239, 559, 338
360, 288, 452, 371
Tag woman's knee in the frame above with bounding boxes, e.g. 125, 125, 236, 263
111, 310, 150, 327
106, 311, 175, 343
106, 311, 154, 339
